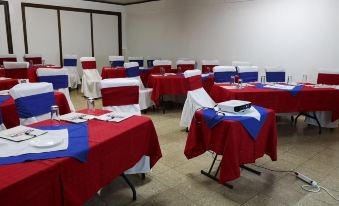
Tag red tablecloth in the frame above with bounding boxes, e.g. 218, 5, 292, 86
101, 67, 152, 87
184, 109, 277, 183
0, 92, 71, 128
203, 75, 215, 94
317, 73, 339, 85
0, 110, 162, 206
0, 69, 4, 77
210, 84, 339, 121
0, 78, 18, 90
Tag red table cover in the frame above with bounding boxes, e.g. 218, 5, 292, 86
210, 84, 339, 121
0, 92, 71, 128
0, 78, 19, 90
184, 109, 277, 183
0, 69, 5, 77
101, 67, 152, 87
0, 110, 162, 206
317, 73, 339, 85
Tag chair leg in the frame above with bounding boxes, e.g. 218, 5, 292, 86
121, 174, 137, 201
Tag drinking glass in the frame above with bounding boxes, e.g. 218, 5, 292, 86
302, 74, 307, 83
160, 67, 165, 76
51, 105, 60, 124
87, 97, 95, 114
230, 76, 235, 85
287, 76, 292, 84
260, 76, 266, 84
238, 79, 243, 89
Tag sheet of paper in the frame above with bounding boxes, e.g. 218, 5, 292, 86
60, 112, 94, 123
264, 84, 295, 90
95, 112, 133, 123
0, 126, 48, 142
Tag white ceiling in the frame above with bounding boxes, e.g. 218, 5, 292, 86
84, 0, 160, 5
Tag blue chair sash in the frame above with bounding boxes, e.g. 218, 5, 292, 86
126, 66, 140, 77
130, 60, 144, 67
39, 75, 68, 90
214, 71, 236, 83
111, 60, 124, 67
63, 58, 77, 67
266, 72, 285, 82
202, 106, 269, 140
15, 92, 56, 118
239, 72, 258, 83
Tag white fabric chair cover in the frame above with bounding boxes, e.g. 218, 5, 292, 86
176, 59, 195, 66
153, 60, 172, 67
0, 54, 17, 66
0, 124, 5, 131
37, 68, 75, 112
128, 57, 145, 69
3, 62, 29, 69
318, 69, 339, 75
24, 54, 43, 65
237, 66, 259, 83
108, 56, 125, 67
213, 66, 237, 83
180, 70, 215, 128
80, 57, 102, 98
202, 59, 220, 66
63, 55, 81, 89
9, 83, 54, 125
100, 78, 149, 174
124, 62, 154, 110
232, 61, 251, 67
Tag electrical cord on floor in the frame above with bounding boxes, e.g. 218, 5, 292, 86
251, 164, 339, 202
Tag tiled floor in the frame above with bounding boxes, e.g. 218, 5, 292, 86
70, 89, 339, 206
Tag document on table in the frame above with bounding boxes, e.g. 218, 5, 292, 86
264, 84, 295, 90
0, 125, 48, 142
95, 112, 133, 122
60, 112, 95, 123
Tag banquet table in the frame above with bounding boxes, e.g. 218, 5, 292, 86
0, 92, 71, 129
184, 109, 277, 184
317, 73, 339, 85
0, 78, 19, 90
0, 109, 162, 206
210, 84, 339, 122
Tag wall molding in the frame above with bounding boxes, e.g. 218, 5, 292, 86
0, 0, 13, 53
21, 2, 122, 65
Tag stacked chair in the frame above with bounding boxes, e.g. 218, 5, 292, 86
176, 59, 196, 72
3, 62, 30, 80
128, 57, 144, 69
201, 59, 219, 73
180, 70, 215, 129
152, 60, 172, 73
80, 57, 102, 98
265, 67, 286, 82
213, 66, 237, 83
237, 66, 259, 83
9, 82, 55, 125
124, 62, 153, 110
37, 68, 75, 112
109, 56, 125, 67
63, 55, 81, 89
24, 54, 43, 65
0, 54, 17, 66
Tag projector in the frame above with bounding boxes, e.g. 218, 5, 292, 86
217, 100, 252, 113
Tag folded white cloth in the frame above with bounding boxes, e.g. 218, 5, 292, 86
215, 106, 261, 121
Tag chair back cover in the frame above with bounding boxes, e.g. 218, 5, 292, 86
317, 69, 339, 85
109, 56, 125, 67
9, 82, 55, 125
63, 55, 77, 67
213, 66, 237, 83
176, 60, 195, 71
237, 66, 259, 83
100, 78, 141, 115
201, 59, 219, 73
80, 57, 96, 70
152, 60, 172, 73
232, 61, 251, 67
128, 57, 144, 68
184, 69, 203, 91
124, 62, 145, 89
3, 62, 30, 79
0, 54, 17, 66
265, 67, 286, 82
63, 55, 80, 89
24, 54, 42, 65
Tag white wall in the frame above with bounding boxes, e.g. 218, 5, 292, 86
126, 0, 339, 83
6, 0, 125, 63
0, 5, 9, 54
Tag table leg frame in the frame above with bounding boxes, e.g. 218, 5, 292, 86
295, 112, 322, 134
121, 174, 137, 201
240, 165, 262, 176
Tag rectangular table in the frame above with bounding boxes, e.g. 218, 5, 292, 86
184, 109, 277, 184
0, 109, 162, 206
210, 84, 339, 121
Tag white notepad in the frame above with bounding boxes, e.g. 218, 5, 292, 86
0, 126, 48, 142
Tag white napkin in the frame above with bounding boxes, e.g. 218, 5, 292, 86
215, 106, 261, 121
95, 112, 133, 122
0, 129, 68, 158
60, 112, 95, 123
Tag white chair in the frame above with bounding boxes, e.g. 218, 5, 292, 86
128, 57, 144, 69
100, 78, 150, 174
201, 59, 219, 73
37, 68, 75, 112
176, 59, 195, 72
3, 62, 30, 80
237, 66, 259, 83
109, 56, 125, 67
63, 55, 81, 89
0, 54, 17, 66
232, 61, 251, 67
9, 82, 55, 125
180, 70, 215, 128
213, 66, 237, 83
124, 62, 153, 110
24, 54, 43, 65
152, 60, 172, 73
265, 67, 286, 83
80, 57, 102, 98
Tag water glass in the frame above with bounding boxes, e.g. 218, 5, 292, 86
51, 105, 60, 124
87, 97, 95, 114
177, 66, 182, 74
238, 79, 243, 89
230, 76, 235, 85
42, 59, 45, 66
160, 67, 165, 76
260, 76, 266, 84
287, 76, 292, 84
302, 74, 307, 83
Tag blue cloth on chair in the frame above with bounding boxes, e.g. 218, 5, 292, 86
111, 60, 124, 67
126, 66, 140, 77
64, 59, 77, 67
15, 92, 56, 118
39, 75, 68, 90
266, 72, 285, 82
255, 83, 304, 96
214, 72, 237, 83
202, 106, 269, 140
239, 72, 258, 83
0, 123, 89, 165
